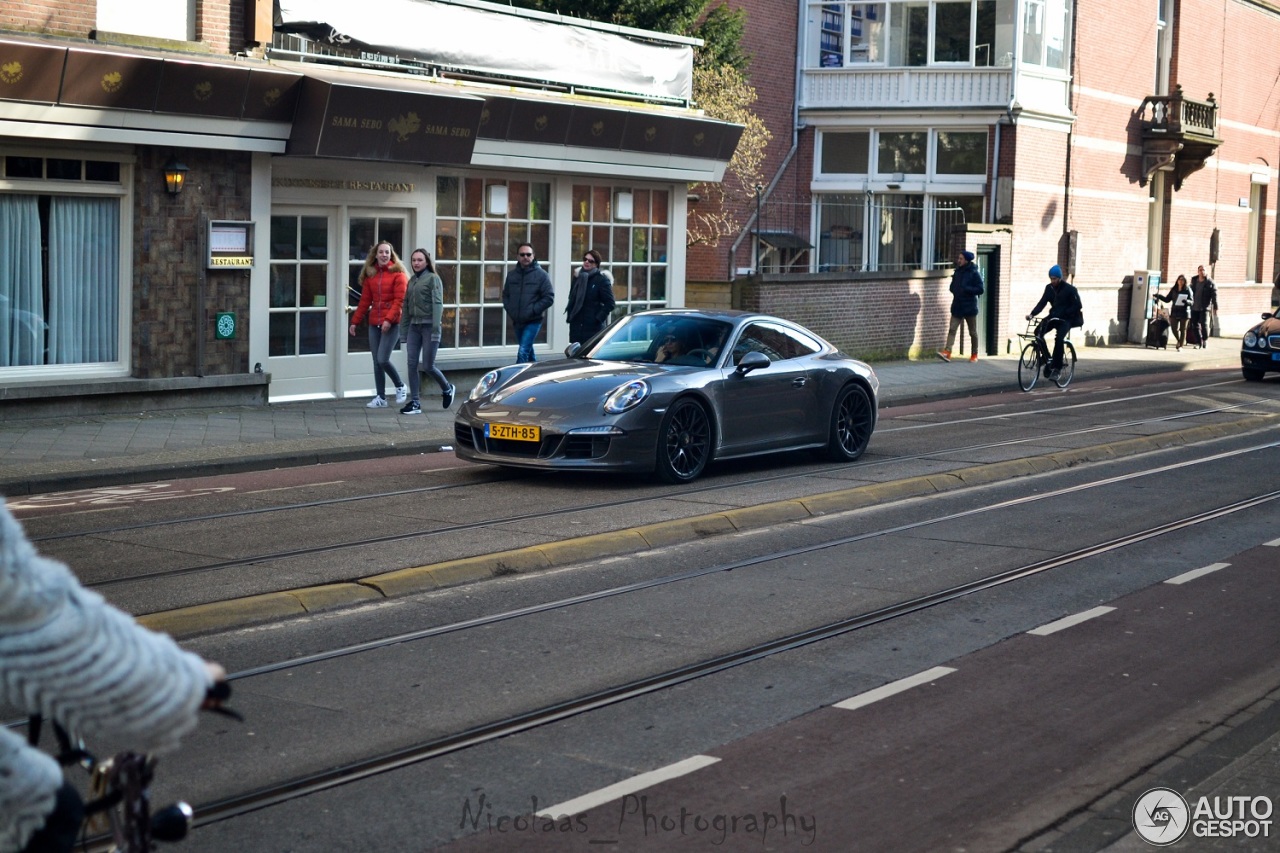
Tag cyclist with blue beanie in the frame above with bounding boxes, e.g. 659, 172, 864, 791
1026, 264, 1083, 377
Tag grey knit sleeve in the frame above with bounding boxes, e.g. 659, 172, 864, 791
0, 726, 61, 853
0, 506, 212, 760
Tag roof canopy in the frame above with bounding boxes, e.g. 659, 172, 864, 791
276, 0, 696, 104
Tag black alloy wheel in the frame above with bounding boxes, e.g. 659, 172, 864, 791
655, 398, 712, 483
826, 383, 874, 461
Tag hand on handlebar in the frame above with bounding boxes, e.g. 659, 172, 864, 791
201, 662, 243, 721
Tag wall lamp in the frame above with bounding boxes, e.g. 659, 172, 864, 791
162, 156, 189, 195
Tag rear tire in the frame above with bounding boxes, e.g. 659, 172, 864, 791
1018, 343, 1040, 391
826, 383, 874, 461
1054, 342, 1077, 388
654, 398, 712, 483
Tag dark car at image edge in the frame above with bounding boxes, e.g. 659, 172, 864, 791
453, 309, 879, 483
1241, 311, 1280, 381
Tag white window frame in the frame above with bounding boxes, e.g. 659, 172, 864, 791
97, 0, 196, 41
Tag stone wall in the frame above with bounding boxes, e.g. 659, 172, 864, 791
733, 271, 953, 360
132, 147, 253, 378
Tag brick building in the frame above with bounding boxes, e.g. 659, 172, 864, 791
0, 0, 742, 407
697, 0, 1280, 358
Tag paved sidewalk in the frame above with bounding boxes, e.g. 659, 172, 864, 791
0, 343, 1243, 495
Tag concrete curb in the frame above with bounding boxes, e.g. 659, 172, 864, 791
0, 439, 454, 496
136, 412, 1278, 639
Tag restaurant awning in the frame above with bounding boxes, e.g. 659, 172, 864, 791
286, 67, 484, 164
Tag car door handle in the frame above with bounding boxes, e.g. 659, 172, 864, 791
792, 377, 807, 388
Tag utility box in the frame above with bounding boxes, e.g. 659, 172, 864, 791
1128, 269, 1161, 343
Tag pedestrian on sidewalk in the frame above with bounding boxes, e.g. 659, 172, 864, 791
1188, 264, 1217, 349
400, 248, 455, 414
502, 243, 554, 363
937, 250, 984, 363
349, 240, 408, 408
565, 249, 616, 346
1153, 274, 1192, 350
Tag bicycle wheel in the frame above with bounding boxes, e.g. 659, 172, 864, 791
1017, 342, 1040, 391
1054, 342, 1077, 388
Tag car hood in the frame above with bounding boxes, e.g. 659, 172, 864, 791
482, 359, 673, 409
1254, 316, 1280, 336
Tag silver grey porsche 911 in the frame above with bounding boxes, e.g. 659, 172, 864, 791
453, 309, 878, 483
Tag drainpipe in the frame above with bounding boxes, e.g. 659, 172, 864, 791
1063, 0, 1079, 259
728, 0, 805, 280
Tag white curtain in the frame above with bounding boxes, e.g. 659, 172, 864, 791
49, 197, 119, 364
0, 195, 44, 367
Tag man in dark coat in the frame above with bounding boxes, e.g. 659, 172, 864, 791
1189, 264, 1218, 348
937, 250, 984, 362
1027, 264, 1083, 375
502, 243, 554, 363
565, 249, 617, 345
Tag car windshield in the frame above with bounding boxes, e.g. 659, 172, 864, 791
584, 315, 733, 366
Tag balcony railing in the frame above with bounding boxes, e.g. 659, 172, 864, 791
1139, 86, 1218, 139
801, 67, 1012, 111
1138, 85, 1221, 190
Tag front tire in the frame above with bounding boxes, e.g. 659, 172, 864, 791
1054, 342, 1077, 388
826, 383, 874, 461
1018, 343, 1040, 391
1242, 366, 1266, 381
654, 398, 712, 483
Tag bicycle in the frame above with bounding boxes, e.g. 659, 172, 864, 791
25, 682, 238, 853
1017, 317, 1076, 391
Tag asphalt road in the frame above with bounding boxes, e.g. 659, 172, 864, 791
9, 368, 1278, 852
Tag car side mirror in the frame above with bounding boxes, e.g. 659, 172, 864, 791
564, 342, 582, 358
1263, 313, 1274, 320
735, 350, 771, 375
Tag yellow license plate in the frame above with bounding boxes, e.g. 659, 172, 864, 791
486, 422, 541, 442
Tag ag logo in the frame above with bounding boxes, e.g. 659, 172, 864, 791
387, 111, 420, 142
1133, 787, 1190, 846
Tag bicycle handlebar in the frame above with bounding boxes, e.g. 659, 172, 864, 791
25, 681, 240, 852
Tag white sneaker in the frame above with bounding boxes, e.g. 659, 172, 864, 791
394, 385, 407, 403
366, 395, 388, 408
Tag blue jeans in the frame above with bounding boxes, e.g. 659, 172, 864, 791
368, 324, 403, 398
515, 322, 541, 363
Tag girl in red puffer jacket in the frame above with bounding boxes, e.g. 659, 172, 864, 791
349, 241, 408, 408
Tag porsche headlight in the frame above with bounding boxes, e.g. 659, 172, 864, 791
603, 379, 650, 414
469, 370, 501, 401
1244, 330, 1259, 347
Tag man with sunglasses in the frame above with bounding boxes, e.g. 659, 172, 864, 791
502, 243, 555, 363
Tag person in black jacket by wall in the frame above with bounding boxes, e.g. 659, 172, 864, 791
936, 250, 984, 362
